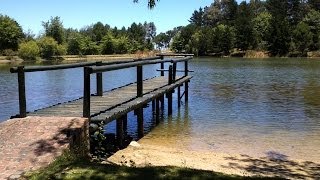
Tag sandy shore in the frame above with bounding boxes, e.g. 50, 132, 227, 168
107, 141, 319, 179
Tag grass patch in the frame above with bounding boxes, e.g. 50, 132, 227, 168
24, 152, 283, 180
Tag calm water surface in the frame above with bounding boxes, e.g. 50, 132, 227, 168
0, 58, 319, 162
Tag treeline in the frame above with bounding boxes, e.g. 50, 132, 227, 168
154, 0, 320, 57
0, 15, 156, 60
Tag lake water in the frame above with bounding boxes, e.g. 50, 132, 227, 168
0, 58, 319, 162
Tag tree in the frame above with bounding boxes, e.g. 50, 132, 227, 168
189, 8, 204, 27
0, 14, 23, 51
252, 12, 272, 50
92, 22, 108, 43
18, 40, 40, 60
42, 16, 65, 44
37, 37, 66, 59
154, 32, 170, 49
212, 24, 235, 54
266, 0, 291, 56
308, 0, 320, 11
100, 32, 115, 54
133, 0, 159, 9
235, 1, 254, 51
171, 32, 185, 53
292, 22, 313, 55
303, 9, 320, 50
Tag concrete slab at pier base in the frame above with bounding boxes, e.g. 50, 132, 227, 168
0, 116, 89, 179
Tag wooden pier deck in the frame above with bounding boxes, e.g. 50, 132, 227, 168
29, 75, 192, 123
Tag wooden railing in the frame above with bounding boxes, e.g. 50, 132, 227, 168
82, 56, 193, 118
10, 54, 193, 118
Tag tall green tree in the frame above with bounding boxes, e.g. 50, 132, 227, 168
212, 24, 235, 54
189, 8, 205, 27
0, 14, 23, 51
92, 22, 108, 43
303, 9, 320, 50
42, 16, 65, 44
235, 1, 254, 50
252, 12, 272, 50
292, 22, 313, 55
154, 32, 170, 49
266, 0, 290, 56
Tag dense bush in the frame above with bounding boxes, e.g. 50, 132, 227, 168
18, 41, 40, 60
37, 37, 66, 59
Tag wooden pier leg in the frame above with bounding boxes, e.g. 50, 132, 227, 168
123, 114, 128, 132
178, 85, 181, 108
137, 108, 144, 138
116, 117, 124, 148
168, 65, 173, 115
17, 66, 26, 118
96, 61, 103, 96
152, 100, 155, 113
160, 95, 165, 111
184, 61, 189, 102
185, 81, 189, 102
156, 98, 160, 124
83, 67, 91, 118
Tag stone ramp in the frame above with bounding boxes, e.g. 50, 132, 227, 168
0, 117, 88, 179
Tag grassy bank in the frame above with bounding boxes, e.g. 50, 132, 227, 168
24, 152, 280, 180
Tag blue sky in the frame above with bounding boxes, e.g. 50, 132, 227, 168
1, 0, 243, 35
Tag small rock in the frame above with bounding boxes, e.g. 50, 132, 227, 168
129, 141, 140, 147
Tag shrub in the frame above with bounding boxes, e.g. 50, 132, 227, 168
18, 41, 40, 60
37, 36, 60, 59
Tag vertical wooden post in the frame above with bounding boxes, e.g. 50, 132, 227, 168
96, 61, 103, 96
184, 61, 189, 102
172, 62, 177, 83
160, 55, 164, 76
160, 95, 165, 111
168, 65, 173, 115
177, 86, 181, 108
156, 98, 160, 124
116, 116, 124, 148
137, 65, 143, 97
137, 108, 144, 138
152, 100, 155, 113
17, 66, 26, 118
83, 67, 91, 118
123, 114, 128, 132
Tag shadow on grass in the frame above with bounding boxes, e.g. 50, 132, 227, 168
222, 151, 320, 179
25, 153, 283, 180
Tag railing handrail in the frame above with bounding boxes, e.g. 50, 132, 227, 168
10, 62, 98, 73
10, 56, 164, 73
156, 53, 194, 57
89, 59, 173, 74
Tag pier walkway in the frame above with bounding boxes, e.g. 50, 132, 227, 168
0, 54, 193, 179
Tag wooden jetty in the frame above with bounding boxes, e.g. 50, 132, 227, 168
10, 54, 193, 146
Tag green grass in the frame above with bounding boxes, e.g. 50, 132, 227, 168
25, 152, 282, 180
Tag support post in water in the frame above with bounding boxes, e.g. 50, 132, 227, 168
123, 114, 128, 132
83, 67, 91, 118
96, 61, 103, 96
184, 61, 189, 102
156, 98, 160, 124
160, 55, 164, 76
137, 108, 144, 138
178, 85, 181, 108
152, 100, 155, 113
168, 65, 173, 115
173, 62, 177, 83
161, 95, 165, 111
137, 65, 143, 97
116, 116, 124, 147
17, 66, 26, 118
